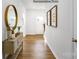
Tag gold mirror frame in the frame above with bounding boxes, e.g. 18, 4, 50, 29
5, 5, 18, 31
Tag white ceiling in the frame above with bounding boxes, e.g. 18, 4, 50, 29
21, 0, 52, 10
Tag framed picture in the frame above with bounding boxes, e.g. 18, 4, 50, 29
50, 5, 57, 27
47, 10, 51, 26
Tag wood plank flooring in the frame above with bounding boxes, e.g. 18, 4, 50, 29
17, 35, 56, 59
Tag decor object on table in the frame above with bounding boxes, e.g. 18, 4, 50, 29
17, 26, 21, 33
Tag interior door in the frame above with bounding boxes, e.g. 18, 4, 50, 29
36, 16, 44, 34
72, 0, 77, 59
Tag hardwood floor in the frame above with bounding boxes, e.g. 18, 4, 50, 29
17, 35, 56, 59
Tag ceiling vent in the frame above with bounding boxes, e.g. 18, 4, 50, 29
33, 0, 58, 3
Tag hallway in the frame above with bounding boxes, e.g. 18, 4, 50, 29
17, 35, 56, 59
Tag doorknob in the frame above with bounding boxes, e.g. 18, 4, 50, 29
72, 38, 77, 43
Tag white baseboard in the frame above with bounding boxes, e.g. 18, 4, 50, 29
44, 35, 58, 59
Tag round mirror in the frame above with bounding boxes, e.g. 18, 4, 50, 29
5, 5, 18, 31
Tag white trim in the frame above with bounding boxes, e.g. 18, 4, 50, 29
44, 35, 59, 59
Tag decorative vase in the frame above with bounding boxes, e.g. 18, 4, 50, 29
18, 26, 21, 33
12, 34, 15, 38
7, 31, 12, 39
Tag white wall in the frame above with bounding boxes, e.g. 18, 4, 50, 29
2, 0, 26, 41
25, 9, 46, 35
44, 0, 76, 59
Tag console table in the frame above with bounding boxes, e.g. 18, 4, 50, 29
3, 32, 23, 59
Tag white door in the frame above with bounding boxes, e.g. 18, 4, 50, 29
36, 16, 44, 34
72, 0, 77, 58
